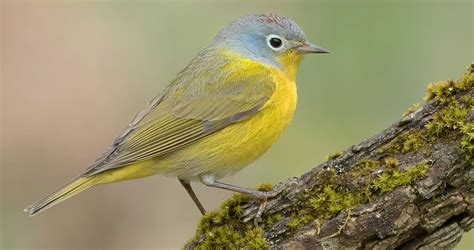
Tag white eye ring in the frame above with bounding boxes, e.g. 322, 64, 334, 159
266, 34, 284, 51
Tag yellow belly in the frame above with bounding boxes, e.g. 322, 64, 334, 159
152, 70, 297, 180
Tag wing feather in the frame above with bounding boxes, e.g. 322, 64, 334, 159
83, 52, 275, 176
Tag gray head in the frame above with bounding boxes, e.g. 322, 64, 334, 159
212, 13, 329, 68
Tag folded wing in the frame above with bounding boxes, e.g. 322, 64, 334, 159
83, 56, 276, 176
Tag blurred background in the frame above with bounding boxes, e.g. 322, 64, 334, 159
1, 0, 473, 249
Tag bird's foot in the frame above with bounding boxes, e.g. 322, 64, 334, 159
243, 177, 300, 225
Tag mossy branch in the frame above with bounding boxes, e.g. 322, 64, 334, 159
185, 63, 474, 249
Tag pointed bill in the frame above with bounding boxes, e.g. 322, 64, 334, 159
296, 42, 330, 54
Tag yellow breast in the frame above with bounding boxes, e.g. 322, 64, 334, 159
152, 58, 299, 180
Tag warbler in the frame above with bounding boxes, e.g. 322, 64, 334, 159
25, 13, 329, 216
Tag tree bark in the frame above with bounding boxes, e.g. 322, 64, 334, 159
186, 64, 473, 249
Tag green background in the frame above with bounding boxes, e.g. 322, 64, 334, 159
2, 0, 472, 248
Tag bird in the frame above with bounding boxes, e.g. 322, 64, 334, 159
24, 13, 329, 216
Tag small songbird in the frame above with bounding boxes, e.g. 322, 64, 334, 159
25, 13, 329, 216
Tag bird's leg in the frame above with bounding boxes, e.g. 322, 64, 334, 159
200, 175, 288, 224
179, 179, 206, 215
200, 175, 274, 199
200, 175, 288, 199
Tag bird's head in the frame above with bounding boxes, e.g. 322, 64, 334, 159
213, 13, 329, 80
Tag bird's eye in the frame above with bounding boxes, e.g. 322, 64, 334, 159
266, 35, 284, 51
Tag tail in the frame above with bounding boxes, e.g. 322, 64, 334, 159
24, 175, 101, 216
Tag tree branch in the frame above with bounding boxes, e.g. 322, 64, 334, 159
185, 63, 473, 249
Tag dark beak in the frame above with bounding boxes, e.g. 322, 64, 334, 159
296, 42, 330, 54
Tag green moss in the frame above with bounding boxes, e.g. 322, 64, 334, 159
421, 68, 472, 161
287, 214, 313, 231
290, 164, 369, 225
244, 227, 267, 249
309, 183, 366, 221
325, 151, 343, 160
189, 182, 279, 249
384, 67, 472, 158
423, 68, 472, 139
380, 130, 426, 154
198, 225, 244, 249
257, 183, 274, 192
354, 159, 381, 172
194, 225, 267, 250
403, 102, 421, 117
287, 216, 302, 229
197, 193, 250, 234
425, 102, 468, 137
265, 213, 283, 227
372, 163, 429, 192
460, 95, 474, 106
286, 159, 430, 231
190, 190, 269, 249
384, 157, 400, 171
424, 80, 457, 103
460, 123, 474, 160
458, 69, 474, 91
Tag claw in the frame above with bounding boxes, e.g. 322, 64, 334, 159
253, 198, 268, 226
243, 178, 301, 223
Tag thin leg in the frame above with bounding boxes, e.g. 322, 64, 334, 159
199, 175, 283, 199
179, 179, 206, 215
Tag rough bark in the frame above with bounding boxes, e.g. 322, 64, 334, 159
186, 64, 473, 249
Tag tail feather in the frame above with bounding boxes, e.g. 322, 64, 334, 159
24, 176, 101, 216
